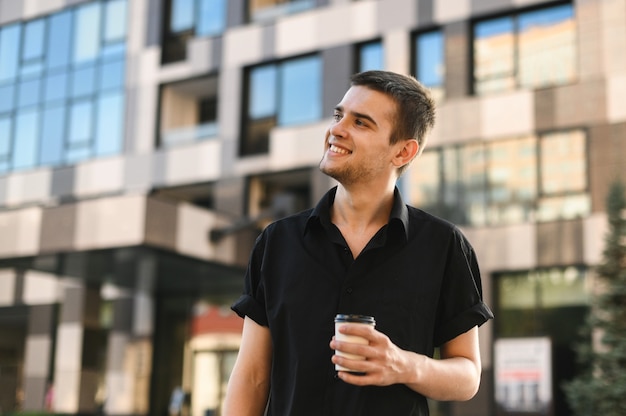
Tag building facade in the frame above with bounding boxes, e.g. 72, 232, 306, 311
0, 0, 625, 415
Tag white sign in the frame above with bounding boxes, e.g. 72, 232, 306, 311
494, 337, 552, 415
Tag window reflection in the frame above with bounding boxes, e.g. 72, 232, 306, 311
0, 0, 127, 173
415, 30, 444, 101
242, 55, 322, 155
248, 0, 315, 23
409, 130, 588, 226
357, 41, 383, 72
163, 0, 226, 63
474, 4, 576, 94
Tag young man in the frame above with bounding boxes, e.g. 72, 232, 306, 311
223, 70, 493, 415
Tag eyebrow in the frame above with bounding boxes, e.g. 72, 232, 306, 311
334, 105, 378, 127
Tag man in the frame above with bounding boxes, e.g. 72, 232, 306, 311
223, 70, 493, 415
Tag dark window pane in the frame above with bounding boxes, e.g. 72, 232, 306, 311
40, 105, 66, 166
73, 2, 102, 64
95, 92, 124, 156
13, 109, 40, 169
46, 10, 73, 70
0, 24, 22, 82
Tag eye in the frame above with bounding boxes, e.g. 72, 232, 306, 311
332, 112, 342, 121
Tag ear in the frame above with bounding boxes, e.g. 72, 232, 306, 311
392, 139, 419, 168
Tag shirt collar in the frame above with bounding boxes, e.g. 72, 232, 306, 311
305, 186, 409, 241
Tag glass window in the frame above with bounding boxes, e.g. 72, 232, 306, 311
415, 30, 444, 100
0, 0, 127, 174
44, 72, 69, 103
40, 105, 66, 166
474, 4, 576, 94
459, 143, 488, 226
46, 10, 73, 71
0, 24, 22, 82
73, 2, 102, 64
71, 65, 97, 98
357, 41, 383, 72
13, 110, 40, 170
278, 56, 321, 125
197, 0, 226, 36
486, 136, 537, 224
171, 0, 195, 32
0, 84, 15, 114
0, 116, 10, 173
95, 92, 124, 156
249, 0, 315, 22
538, 130, 589, 221
243, 55, 322, 155
103, 0, 127, 42
18, 78, 41, 108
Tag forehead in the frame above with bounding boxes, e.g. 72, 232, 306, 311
338, 86, 397, 126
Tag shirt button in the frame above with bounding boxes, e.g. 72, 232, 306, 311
346, 287, 353, 294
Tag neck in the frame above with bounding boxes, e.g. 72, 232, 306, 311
331, 181, 396, 230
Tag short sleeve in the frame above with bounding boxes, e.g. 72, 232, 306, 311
433, 228, 493, 346
231, 231, 269, 327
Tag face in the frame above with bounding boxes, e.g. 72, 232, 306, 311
319, 85, 400, 186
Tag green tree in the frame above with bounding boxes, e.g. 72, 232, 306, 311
564, 180, 626, 415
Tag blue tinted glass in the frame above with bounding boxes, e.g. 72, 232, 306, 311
18, 78, 42, 108
417, 31, 443, 87
95, 92, 124, 156
249, 65, 277, 119
99, 60, 125, 91
71, 65, 97, 97
104, 0, 127, 42
197, 0, 226, 36
69, 101, 93, 143
171, 0, 194, 32
47, 10, 73, 70
23, 19, 46, 61
44, 72, 69, 103
74, 2, 102, 64
0, 24, 22, 82
279, 56, 321, 125
475, 17, 513, 39
40, 105, 66, 166
519, 4, 573, 32
13, 109, 39, 169
0, 116, 11, 156
66, 145, 91, 163
101, 43, 126, 59
0, 85, 15, 113
359, 42, 383, 72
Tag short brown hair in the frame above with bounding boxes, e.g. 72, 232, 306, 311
350, 70, 436, 174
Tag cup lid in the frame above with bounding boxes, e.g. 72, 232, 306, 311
334, 314, 375, 324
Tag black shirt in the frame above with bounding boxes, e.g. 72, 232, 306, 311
232, 186, 493, 416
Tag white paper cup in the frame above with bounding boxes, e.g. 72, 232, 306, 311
334, 314, 376, 372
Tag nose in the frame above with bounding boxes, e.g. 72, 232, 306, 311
329, 116, 347, 138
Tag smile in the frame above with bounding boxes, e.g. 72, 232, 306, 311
329, 144, 351, 155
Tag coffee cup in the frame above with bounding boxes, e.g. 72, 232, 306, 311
334, 314, 376, 372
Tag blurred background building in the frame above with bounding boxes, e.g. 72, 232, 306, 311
0, 0, 624, 415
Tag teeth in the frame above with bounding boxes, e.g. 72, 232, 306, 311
330, 145, 351, 155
